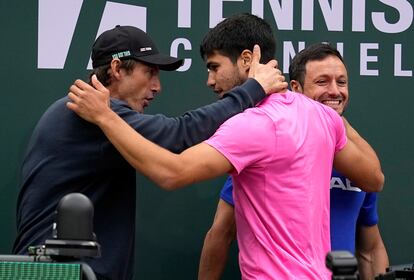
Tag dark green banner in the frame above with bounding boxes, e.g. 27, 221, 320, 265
1, 1, 412, 279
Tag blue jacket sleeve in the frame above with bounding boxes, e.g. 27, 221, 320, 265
113, 78, 265, 153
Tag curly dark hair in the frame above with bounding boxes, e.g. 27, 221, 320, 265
200, 13, 276, 64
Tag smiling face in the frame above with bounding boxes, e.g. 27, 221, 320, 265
205, 51, 248, 98
294, 55, 349, 115
116, 61, 161, 113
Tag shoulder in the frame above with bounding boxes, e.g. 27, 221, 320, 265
219, 106, 275, 138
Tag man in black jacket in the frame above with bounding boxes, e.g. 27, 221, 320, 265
13, 25, 286, 280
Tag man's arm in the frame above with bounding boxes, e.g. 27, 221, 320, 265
68, 96, 232, 188
198, 199, 236, 280
356, 224, 389, 279
68, 77, 236, 189
105, 79, 266, 153
333, 118, 384, 192
68, 45, 287, 153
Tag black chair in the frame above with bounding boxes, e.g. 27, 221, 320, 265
0, 193, 100, 280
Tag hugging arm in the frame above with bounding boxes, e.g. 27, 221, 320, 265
67, 45, 287, 153
82, 109, 233, 189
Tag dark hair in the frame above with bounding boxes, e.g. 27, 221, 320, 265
89, 59, 138, 86
289, 43, 345, 87
200, 13, 276, 64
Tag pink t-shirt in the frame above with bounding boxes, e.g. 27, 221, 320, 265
205, 91, 347, 279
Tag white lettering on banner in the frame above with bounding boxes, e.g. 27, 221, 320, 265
211, 0, 414, 33
394, 44, 413, 77
360, 43, 379, 76
301, 0, 344, 31
38, 0, 146, 69
252, 0, 293, 30
352, 0, 366, 31
210, 0, 243, 28
282, 41, 306, 73
171, 38, 192, 72
336, 42, 344, 57
38, 0, 83, 69
178, 0, 191, 28
37, 0, 413, 77
301, 0, 314, 31
283, 41, 412, 77
372, 0, 413, 33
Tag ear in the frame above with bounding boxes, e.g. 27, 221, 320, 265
290, 80, 303, 93
109, 58, 123, 80
239, 49, 253, 70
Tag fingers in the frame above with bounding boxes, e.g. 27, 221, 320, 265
248, 45, 261, 78
279, 81, 289, 91
275, 68, 283, 77
66, 90, 82, 112
67, 91, 80, 103
69, 84, 83, 96
249, 45, 283, 79
66, 100, 77, 111
66, 91, 79, 110
67, 80, 87, 109
91, 75, 105, 91
72, 77, 103, 93
68, 77, 105, 97
73, 79, 90, 90
70, 78, 94, 97
252, 44, 261, 64
266, 59, 278, 69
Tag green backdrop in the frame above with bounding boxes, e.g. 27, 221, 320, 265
1, 1, 413, 279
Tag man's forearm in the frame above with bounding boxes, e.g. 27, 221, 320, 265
357, 245, 389, 279
96, 109, 188, 189
121, 79, 266, 154
356, 225, 389, 279
198, 230, 232, 280
198, 200, 237, 280
96, 110, 233, 189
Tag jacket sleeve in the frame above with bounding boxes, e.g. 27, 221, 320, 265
117, 78, 265, 153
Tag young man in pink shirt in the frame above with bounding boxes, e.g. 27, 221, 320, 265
199, 43, 388, 280
67, 14, 383, 279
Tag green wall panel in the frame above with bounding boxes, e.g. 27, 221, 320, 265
1, 1, 412, 279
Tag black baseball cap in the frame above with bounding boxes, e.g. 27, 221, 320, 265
92, 25, 183, 71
